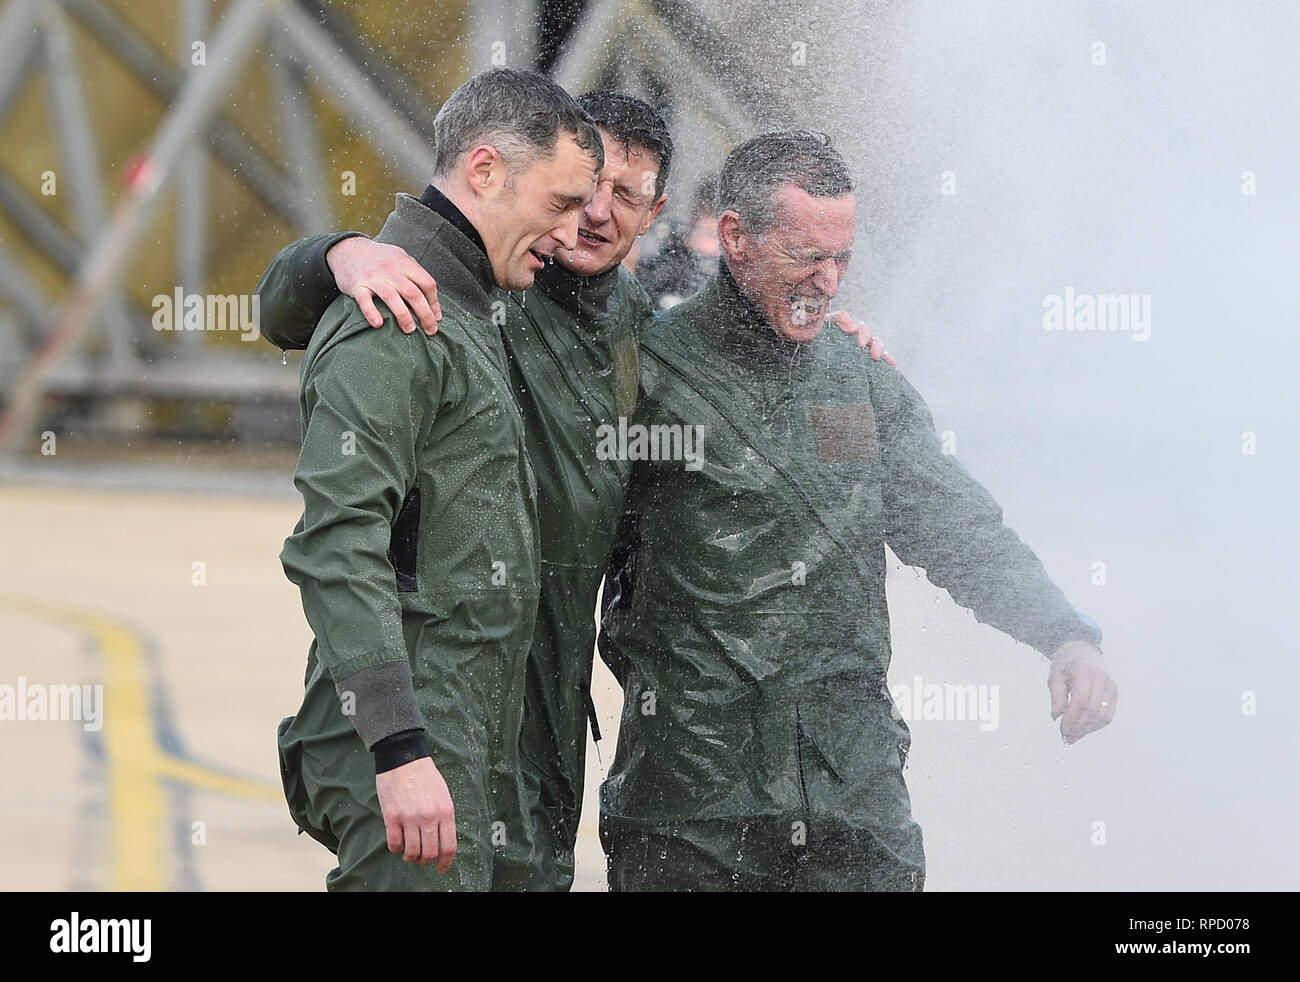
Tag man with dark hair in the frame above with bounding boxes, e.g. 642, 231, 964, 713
264, 89, 673, 891
598, 129, 1118, 891
272, 68, 601, 892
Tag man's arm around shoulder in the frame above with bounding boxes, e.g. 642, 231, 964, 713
255, 232, 442, 351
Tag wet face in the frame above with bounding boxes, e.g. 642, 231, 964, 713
721, 185, 855, 343
560, 128, 666, 276
480, 133, 600, 290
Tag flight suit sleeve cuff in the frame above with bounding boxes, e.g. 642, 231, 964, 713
1037, 612, 1104, 658
293, 231, 366, 310
333, 660, 426, 750
372, 729, 431, 774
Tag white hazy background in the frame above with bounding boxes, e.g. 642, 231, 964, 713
687, 0, 1299, 888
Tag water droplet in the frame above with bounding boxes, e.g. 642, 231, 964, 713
281, 351, 287, 366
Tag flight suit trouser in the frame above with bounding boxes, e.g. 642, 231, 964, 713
604, 820, 925, 893
278, 642, 533, 892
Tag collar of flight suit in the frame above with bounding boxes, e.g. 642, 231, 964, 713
375, 190, 498, 322
692, 258, 817, 374
531, 255, 621, 324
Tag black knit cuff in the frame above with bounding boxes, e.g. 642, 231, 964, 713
292, 231, 366, 311
372, 729, 430, 775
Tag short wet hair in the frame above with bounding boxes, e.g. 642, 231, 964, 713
578, 90, 674, 198
433, 68, 604, 178
717, 130, 853, 235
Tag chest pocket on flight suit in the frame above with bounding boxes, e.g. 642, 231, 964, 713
810, 403, 881, 463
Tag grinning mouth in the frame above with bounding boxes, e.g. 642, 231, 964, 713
789, 294, 828, 325
578, 228, 609, 245
529, 248, 550, 265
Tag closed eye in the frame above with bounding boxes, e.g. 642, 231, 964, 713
554, 194, 586, 215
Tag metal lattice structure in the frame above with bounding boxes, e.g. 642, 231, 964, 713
0, 0, 787, 457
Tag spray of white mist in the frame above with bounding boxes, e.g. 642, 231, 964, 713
689, 0, 1299, 888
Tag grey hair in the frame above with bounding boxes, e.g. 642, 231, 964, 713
717, 130, 854, 235
432, 68, 604, 180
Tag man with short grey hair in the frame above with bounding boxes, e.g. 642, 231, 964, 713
430, 73, 602, 182
274, 68, 601, 892
599, 129, 1118, 891
715, 128, 854, 233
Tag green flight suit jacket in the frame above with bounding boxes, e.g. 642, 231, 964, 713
599, 262, 1101, 873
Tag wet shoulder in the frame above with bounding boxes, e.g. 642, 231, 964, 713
632, 292, 716, 410
637, 289, 708, 358
812, 320, 904, 401
612, 265, 654, 333
305, 293, 449, 379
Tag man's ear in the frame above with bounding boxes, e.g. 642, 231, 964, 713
639, 194, 669, 236
464, 144, 505, 198
717, 210, 747, 262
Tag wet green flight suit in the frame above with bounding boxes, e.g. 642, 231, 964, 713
599, 262, 1102, 891
272, 192, 540, 891
259, 228, 649, 890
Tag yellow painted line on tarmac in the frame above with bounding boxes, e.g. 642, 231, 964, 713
0, 597, 280, 892
0, 597, 166, 890
154, 753, 281, 803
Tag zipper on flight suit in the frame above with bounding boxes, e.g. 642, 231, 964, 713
498, 295, 630, 519
793, 703, 813, 825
